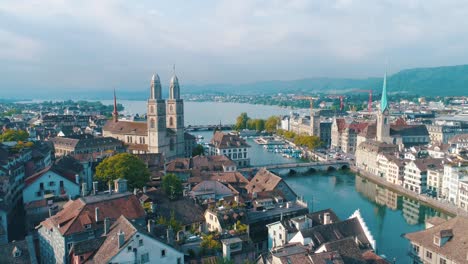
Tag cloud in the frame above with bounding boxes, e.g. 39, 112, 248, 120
1, 0, 468, 92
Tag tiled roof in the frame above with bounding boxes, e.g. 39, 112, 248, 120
245, 169, 283, 194
0, 239, 33, 264
210, 131, 250, 149
40, 192, 145, 236
24, 165, 77, 187
405, 216, 468, 263
448, 133, 468, 144
361, 251, 390, 264
188, 172, 249, 185
321, 237, 366, 264
102, 120, 148, 136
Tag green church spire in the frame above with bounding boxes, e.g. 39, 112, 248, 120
380, 72, 388, 113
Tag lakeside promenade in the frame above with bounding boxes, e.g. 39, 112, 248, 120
350, 165, 467, 217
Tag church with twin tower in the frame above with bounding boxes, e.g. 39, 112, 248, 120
103, 70, 194, 159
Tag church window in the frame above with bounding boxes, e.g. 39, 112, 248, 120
150, 118, 155, 129
169, 117, 174, 127
150, 106, 154, 114
178, 116, 182, 125
384, 118, 388, 124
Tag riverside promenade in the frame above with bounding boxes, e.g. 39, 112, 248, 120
350, 166, 467, 217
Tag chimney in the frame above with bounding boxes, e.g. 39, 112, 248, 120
93, 181, 98, 195
75, 174, 80, 185
143, 186, 147, 193
150, 202, 156, 213
324, 212, 331, 225
147, 219, 154, 234
81, 183, 88, 196
114, 178, 128, 193
252, 192, 257, 199
95, 207, 100, 223
104, 217, 110, 235
133, 188, 137, 195
118, 230, 125, 248
48, 206, 57, 217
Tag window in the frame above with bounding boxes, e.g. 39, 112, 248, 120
426, 251, 432, 259
177, 258, 181, 264
150, 118, 155, 129
440, 258, 447, 264
49, 181, 55, 186
413, 245, 419, 253
128, 246, 132, 252
84, 224, 91, 229
141, 252, 149, 263
161, 249, 166, 257
60, 181, 64, 187
139, 239, 143, 246
169, 117, 174, 126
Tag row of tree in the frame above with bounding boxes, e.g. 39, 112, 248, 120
234, 112, 279, 132
276, 129, 322, 149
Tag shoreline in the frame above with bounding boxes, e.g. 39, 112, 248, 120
350, 166, 463, 217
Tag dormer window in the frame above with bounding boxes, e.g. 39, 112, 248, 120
84, 224, 91, 229
433, 236, 440, 246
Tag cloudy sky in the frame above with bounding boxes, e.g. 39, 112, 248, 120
1, 0, 468, 94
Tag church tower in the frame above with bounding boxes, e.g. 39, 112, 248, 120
166, 70, 185, 157
376, 72, 390, 142
112, 89, 118, 122
147, 74, 168, 154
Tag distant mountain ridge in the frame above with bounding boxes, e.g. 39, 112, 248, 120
10, 64, 468, 100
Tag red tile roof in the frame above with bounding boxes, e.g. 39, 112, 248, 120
40, 192, 145, 236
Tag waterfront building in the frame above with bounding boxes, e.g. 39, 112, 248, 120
75, 215, 184, 264
103, 72, 194, 159
457, 180, 468, 212
37, 181, 145, 264
331, 118, 369, 153
266, 209, 338, 250
208, 131, 251, 167
403, 158, 442, 194
442, 161, 468, 203
284, 111, 334, 147
405, 216, 468, 264
356, 140, 398, 176
50, 134, 124, 157
427, 165, 444, 198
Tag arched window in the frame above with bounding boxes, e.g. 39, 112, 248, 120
150, 106, 154, 114
150, 118, 155, 128
384, 118, 388, 124
169, 117, 174, 126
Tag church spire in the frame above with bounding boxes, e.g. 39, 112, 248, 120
150, 73, 162, 100
112, 89, 118, 122
380, 72, 388, 113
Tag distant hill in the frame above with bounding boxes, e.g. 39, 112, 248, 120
14, 64, 468, 100
184, 64, 468, 96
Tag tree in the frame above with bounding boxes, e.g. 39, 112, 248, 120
95, 153, 150, 189
201, 233, 221, 250
0, 129, 29, 142
161, 173, 183, 200
235, 112, 250, 130
265, 116, 279, 133
255, 119, 265, 132
192, 144, 205, 156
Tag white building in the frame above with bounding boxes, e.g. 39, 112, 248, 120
209, 131, 251, 167
457, 181, 468, 212
23, 167, 80, 204
266, 214, 313, 250
88, 215, 183, 264
442, 162, 468, 203
404, 159, 441, 194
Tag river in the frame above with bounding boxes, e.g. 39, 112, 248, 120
196, 129, 448, 263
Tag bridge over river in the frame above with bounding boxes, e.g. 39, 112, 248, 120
240, 161, 350, 176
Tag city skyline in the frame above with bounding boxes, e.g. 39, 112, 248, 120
2, 0, 468, 94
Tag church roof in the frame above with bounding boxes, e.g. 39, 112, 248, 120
103, 120, 148, 136
380, 72, 389, 113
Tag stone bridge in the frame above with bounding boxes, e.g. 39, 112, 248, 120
240, 161, 350, 176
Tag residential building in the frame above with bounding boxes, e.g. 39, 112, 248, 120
406, 216, 468, 264
331, 118, 369, 153
0, 144, 32, 244
448, 134, 468, 154
209, 131, 251, 167
245, 169, 297, 202
355, 141, 398, 176
37, 180, 145, 264
442, 161, 468, 203
0, 236, 38, 264
103, 72, 193, 159
23, 166, 80, 205
79, 215, 184, 264
457, 181, 468, 212
427, 166, 444, 198
166, 154, 237, 180
403, 159, 442, 194
427, 123, 468, 144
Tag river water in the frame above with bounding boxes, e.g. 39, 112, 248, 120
109, 100, 445, 263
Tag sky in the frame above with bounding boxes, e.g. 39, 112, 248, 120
1, 0, 468, 95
